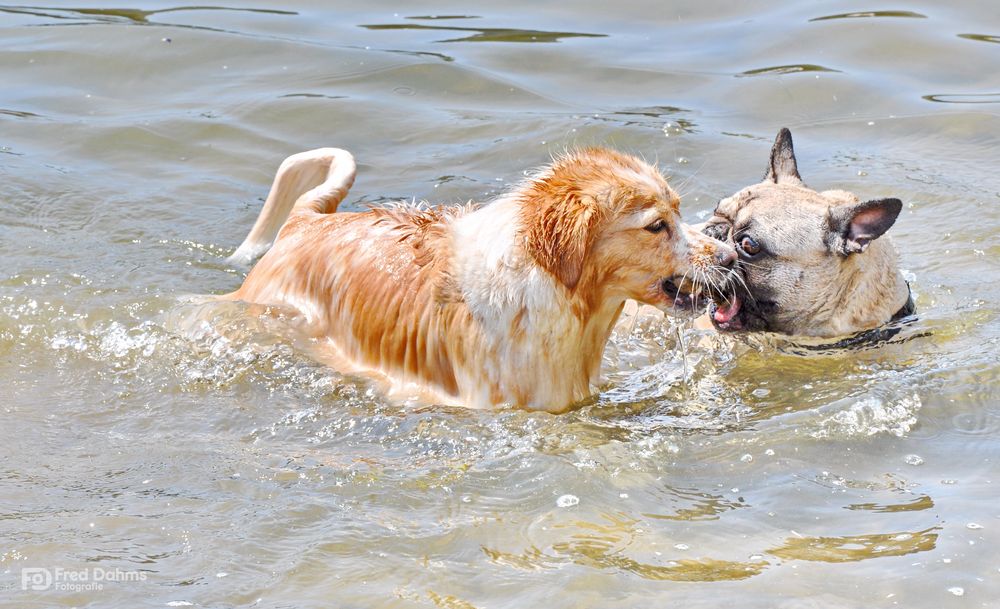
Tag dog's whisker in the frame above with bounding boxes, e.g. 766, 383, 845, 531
726, 268, 759, 308
672, 158, 711, 199
689, 268, 701, 312
694, 267, 712, 312
676, 267, 695, 310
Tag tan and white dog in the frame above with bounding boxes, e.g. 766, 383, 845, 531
223, 147, 736, 411
701, 128, 912, 338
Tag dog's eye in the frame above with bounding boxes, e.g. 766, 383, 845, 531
739, 235, 762, 256
644, 219, 668, 234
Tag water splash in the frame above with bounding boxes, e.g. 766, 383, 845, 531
811, 395, 922, 439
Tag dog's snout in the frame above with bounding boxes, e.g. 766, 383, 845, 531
715, 248, 737, 268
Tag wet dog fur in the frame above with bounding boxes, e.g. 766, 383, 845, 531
222, 147, 735, 411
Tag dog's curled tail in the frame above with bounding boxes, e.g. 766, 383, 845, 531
227, 147, 357, 266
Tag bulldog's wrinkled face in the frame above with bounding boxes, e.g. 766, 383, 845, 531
701, 129, 908, 338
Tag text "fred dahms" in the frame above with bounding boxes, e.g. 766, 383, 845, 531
21, 567, 147, 592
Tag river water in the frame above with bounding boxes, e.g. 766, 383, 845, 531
2, 1, 999, 607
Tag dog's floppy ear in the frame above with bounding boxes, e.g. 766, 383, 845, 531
826, 197, 902, 255
764, 127, 802, 185
523, 190, 602, 291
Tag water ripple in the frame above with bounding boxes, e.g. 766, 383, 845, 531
809, 10, 927, 22
359, 23, 607, 44
0, 5, 297, 24
957, 33, 1000, 44
737, 64, 841, 77
767, 527, 939, 563
922, 93, 1000, 104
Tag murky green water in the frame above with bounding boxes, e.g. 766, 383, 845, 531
2, 1, 999, 607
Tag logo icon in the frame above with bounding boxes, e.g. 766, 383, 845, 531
21, 568, 53, 591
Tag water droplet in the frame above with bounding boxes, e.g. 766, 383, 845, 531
867, 121, 875, 126
765, 449, 775, 456
941, 479, 957, 485
674, 543, 690, 550
947, 587, 964, 597
904, 454, 924, 466
161, 37, 171, 43
676, 157, 689, 164
619, 493, 629, 499
216, 572, 228, 578
752, 388, 770, 398
556, 494, 579, 508
967, 522, 983, 530
857, 170, 868, 176
740, 454, 753, 463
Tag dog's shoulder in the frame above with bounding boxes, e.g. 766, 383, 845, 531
369, 202, 470, 241
367, 203, 476, 304
368, 203, 472, 266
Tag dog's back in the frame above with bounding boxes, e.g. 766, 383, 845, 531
232, 200, 477, 398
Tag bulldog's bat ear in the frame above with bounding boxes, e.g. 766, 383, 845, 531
827, 197, 902, 255
764, 127, 802, 185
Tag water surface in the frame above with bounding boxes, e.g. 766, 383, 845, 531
2, 1, 999, 607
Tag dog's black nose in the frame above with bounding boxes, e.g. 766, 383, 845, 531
715, 249, 737, 268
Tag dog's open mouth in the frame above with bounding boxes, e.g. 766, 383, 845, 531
710, 295, 745, 331
660, 278, 698, 311
709, 292, 774, 333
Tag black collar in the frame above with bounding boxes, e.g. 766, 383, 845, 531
890, 284, 916, 322
787, 283, 922, 353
